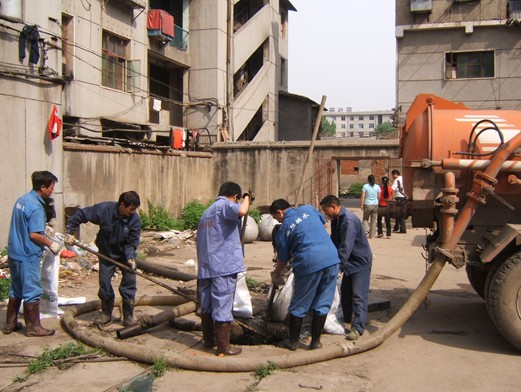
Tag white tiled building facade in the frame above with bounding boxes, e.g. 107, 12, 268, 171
324, 109, 393, 138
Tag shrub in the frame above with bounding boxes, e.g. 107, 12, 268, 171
180, 200, 212, 230
0, 278, 10, 301
248, 207, 262, 224
348, 183, 364, 197
140, 201, 183, 231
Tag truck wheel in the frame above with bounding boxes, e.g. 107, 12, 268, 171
465, 264, 487, 299
486, 252, 521, 350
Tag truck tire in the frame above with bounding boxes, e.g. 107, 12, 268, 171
486, 252, 521, 350
483, 261, 502, 311
465, 264, 487, 299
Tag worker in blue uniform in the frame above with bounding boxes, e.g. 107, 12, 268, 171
65, 191, 141, 327
4, 171, 62, 337
270, 199, 340, 350
196, 181, 252, 356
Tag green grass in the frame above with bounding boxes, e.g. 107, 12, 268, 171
152, 357, 172, 378
25, 342, 101, 375
245, 276, 260, 290
254, 361, 279, 380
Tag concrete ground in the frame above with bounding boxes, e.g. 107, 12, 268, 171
1, 209, 520, 391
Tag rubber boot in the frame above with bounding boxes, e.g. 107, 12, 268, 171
94, 298, 114, 326
214, 322, 242, 356
201, 313, 215, 348
278, 314, 303, 351
23, 301, 55, 337
309, 313, 328, 350
3, 297, 23, 334
122, 299, 135, 327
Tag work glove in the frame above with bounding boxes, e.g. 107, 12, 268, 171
49, 241, 62, 255
128, 259, 137, 271
64, 233, 76, 246
270, 271, 285, 287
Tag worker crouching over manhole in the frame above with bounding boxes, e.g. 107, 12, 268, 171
195, 182, 253, 356
269, 199, 341, 350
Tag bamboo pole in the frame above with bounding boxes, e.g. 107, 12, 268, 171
296, 95, 327, 205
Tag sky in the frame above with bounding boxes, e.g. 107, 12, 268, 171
288, 1, 396, 112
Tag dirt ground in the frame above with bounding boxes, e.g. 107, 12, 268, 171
1, 222, 521, 392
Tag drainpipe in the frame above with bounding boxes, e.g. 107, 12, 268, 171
225, 0, 233, 141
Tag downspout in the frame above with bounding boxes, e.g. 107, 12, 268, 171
225, 0, 233, 141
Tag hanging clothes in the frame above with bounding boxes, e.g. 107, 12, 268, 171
19, 25, 40, 64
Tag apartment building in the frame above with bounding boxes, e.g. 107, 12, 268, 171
396, 0, 521, 126
0, 0, 294, 244
324, 109, 394, 138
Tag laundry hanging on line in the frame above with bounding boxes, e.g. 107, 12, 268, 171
19, 25, 40, 64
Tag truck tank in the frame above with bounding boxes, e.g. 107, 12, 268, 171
400, 94, 521, 350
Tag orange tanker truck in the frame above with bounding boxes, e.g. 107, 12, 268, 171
400, 94, 521, 350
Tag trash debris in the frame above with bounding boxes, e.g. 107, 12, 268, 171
60, 249, 77, 258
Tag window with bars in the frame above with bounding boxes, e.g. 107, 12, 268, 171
445, 51, 494, 79
102, 31, 136, 91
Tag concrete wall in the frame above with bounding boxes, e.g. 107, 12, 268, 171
0, 0, 64, 248
56, 140, 399, 244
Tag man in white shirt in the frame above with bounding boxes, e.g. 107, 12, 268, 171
391, 170, 407, 233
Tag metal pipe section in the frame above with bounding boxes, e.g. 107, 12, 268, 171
446, 132, 521, 251
117, 301, 197, 339
440, 158, 521, 172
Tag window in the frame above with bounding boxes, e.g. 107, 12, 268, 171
341, 116, 345, 121
102, 31, 130, 91
369, 115, 374, 120
369, 124, 374, 128
359, 116, 364, 121
445, 51, 494, 79
350, 116, 354, 121
350, 124, 354, 129
341, 124, 346, 129
359, 124, 364, 129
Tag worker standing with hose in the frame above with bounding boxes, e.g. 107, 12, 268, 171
196, 181, 252, 356
64, 191, 141, 327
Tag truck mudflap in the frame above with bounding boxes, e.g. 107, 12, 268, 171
479, 223, 521, 263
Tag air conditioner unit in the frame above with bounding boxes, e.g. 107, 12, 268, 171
411, 0, 432, 13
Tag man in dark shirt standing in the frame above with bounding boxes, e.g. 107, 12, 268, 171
65, 191, 141, 327
320, 195, 373, 341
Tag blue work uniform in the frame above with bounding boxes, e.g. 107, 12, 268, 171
8, 190, 47, 302
330, 207, 373, 334
274, 205, 340, 318
196, 196, 245, 322
66, 202, 141, 301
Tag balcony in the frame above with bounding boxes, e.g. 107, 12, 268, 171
111, 0, 145, 9
147, 9, 174, 44
170, 25, 188, 51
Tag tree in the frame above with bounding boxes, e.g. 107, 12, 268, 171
320, 117, 336, 138
374, 121, 396, 140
